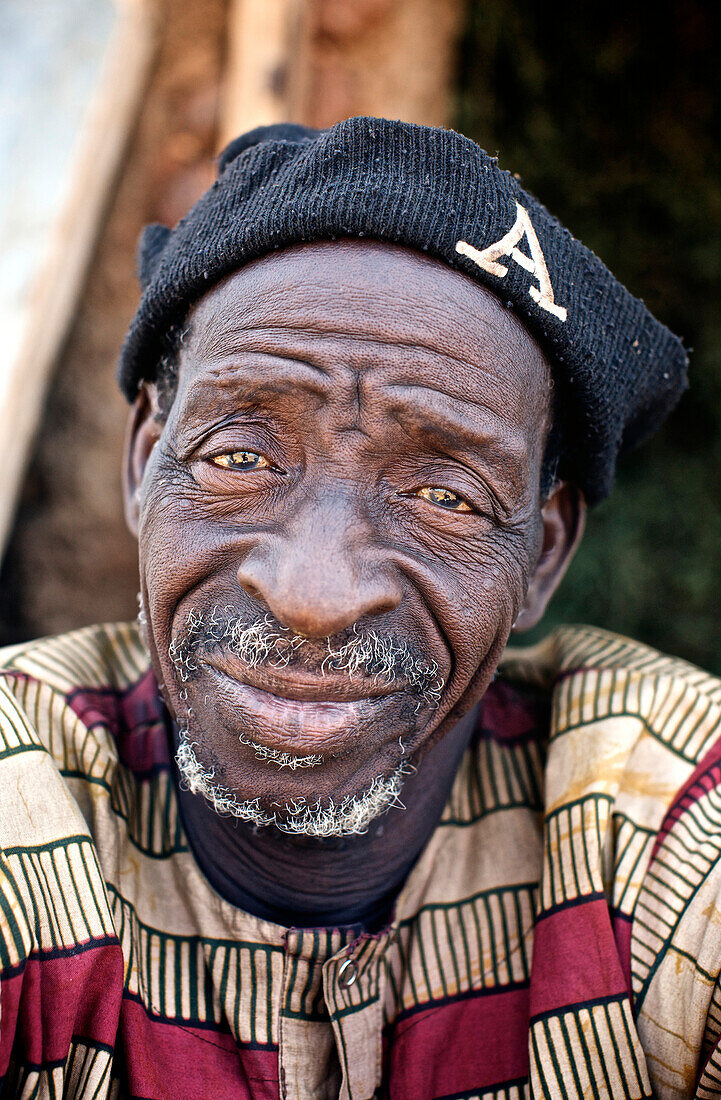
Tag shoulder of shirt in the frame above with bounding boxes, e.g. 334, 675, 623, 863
0, 620, 150, 698
0, 625, 147, 898
0, 620, 152, 778
499, 623, 721, 766
501, 623, 721, 697
0, 625, 134, 981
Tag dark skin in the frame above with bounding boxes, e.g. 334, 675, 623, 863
123, 240, 585, 927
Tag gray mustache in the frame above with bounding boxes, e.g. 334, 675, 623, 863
168, 608, 444, 708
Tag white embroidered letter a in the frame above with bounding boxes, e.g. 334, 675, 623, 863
456, 203, 567, 322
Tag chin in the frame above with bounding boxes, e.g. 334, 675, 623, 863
174, 723, 413, 839
174, 661, 427, 786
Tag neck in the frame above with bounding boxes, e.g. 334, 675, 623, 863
174, 706, 478, 929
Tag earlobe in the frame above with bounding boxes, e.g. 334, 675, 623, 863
513, 482, 586, 633
122, 386, 162, 538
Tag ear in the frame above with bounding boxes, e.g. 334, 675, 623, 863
122, 385, 162, 538
513, 482, 586, 632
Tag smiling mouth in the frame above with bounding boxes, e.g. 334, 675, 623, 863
202, 651, 399, 702
199, 655, 405, 755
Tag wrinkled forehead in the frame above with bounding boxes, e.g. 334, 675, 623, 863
179, 239, 553, 428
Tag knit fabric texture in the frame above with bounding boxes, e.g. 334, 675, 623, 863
118, 116, 688, 504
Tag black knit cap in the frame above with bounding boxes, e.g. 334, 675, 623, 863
119, 116, 688, 505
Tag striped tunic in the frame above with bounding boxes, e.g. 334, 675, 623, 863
1, 622, 721, 1099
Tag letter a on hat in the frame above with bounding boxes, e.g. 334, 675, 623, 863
456, 203, 567, 321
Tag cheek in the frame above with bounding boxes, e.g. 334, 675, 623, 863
137, 474, 217, 651
140, 451, 236, 577
427, 528, 537, 690
137, 474, 282, 696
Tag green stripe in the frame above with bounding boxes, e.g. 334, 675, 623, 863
0, 865, 29, 965
529, 1025, 554, 1100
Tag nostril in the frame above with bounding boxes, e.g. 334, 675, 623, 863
237, 554, 274, 607
376, 593, 401, 617
237, 574, 262, 600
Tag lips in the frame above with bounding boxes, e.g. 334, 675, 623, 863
203, 653, 397, 703
198, 654, 405, 756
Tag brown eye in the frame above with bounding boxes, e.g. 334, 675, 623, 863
416, 487, 473, 512
211, 451, 271, 471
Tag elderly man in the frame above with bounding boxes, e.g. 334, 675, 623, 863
0, 118, 717, 1100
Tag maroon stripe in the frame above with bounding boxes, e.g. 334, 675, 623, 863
479, 679, 547, 745
1, 944, 124, 1072
67, 669, 171, 773
385, 985, 530, 1099
530, 897, 628, 1018
612, 911, 633, 996
0, 971, 24, 1076
650, 731, 721, 862
118, 998, 279, 1099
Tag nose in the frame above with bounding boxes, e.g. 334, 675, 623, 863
236, 495, 402, 638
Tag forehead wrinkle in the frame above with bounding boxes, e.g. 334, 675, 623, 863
202, 356, 330, 390
190, 321, 523, 392
188, 288, 528, 376
179, 352, 331, 402
186, 332, 331, 376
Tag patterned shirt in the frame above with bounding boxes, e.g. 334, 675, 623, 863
1, 621, 721, 1099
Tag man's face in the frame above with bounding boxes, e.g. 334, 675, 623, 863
128, 241, 562, 833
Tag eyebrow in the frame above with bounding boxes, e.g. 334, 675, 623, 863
171, 353, 331, 454
387, 383, 529, 455
184, 352, 331, 406
385, 383, 531, 500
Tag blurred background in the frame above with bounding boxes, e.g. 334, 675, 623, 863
0, 0, 719, 672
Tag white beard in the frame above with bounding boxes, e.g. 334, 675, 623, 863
175, 729, 410, 838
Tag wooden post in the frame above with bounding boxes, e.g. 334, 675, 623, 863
0, 0, 155, 559
220, 0, 466, 142
0, 0, 227, 640
300, 0, 466, 129
219, 0, 311, 145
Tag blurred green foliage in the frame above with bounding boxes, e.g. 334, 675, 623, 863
455, 0, 721, 672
